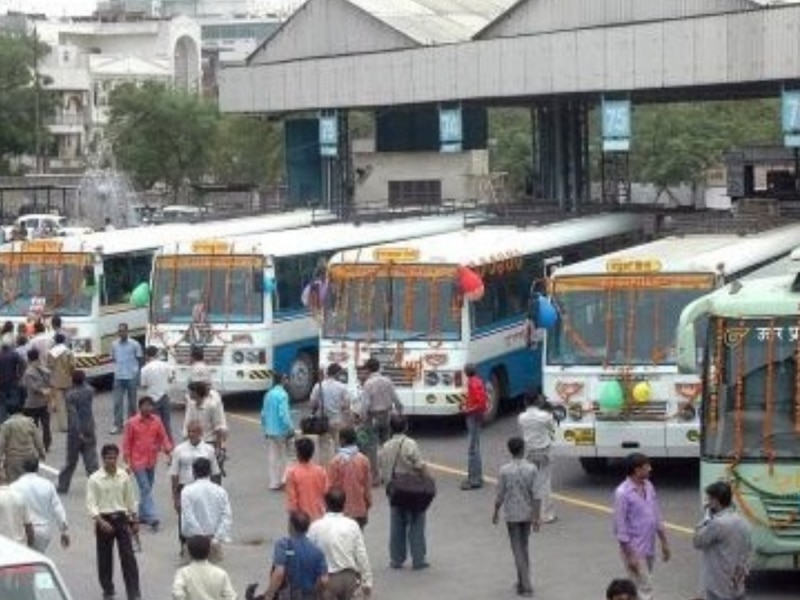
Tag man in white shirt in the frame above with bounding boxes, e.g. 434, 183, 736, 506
140, 345, 175, 441
309, 363, 352, 465
518, 393, 557, 524
0, 476, 34, 547
181, 457, 232, 562
10, 457, 69, 552
308, 487, 372, 599
172, 535, 237, 600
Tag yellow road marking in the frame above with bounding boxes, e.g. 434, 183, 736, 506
228, 411, 694, 536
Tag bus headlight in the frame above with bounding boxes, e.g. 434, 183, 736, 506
551, 404, 567, 423
567, 402, 584, 421
424, 371, 439, 386
232, 351, 244, 364
71, 338, 92, 353
245, 350, 260, 364
440, 372, 453, 386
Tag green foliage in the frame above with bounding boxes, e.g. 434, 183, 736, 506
488, 108, 532, 196
0, 33, 54, 172
209, 114, 283, 186
108, 82, 219, 194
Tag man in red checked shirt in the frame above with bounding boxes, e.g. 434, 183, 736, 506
122, 396, 173, 531
460, 363, 487, 490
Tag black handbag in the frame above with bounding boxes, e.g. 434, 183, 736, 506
300, 382, 329, 435
386, 438, 436, 513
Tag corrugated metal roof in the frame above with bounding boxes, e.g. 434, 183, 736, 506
345, 0, 517, 44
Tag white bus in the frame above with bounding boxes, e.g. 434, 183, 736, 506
320, 213, 649, 419
146, 214, 478, 400
545, 223, 800, 474
0, 210, 332, 379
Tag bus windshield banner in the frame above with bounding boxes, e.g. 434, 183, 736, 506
553, 273, 715, 292
157, 255, 262, 270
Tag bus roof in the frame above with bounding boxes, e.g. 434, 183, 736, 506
0, 210, 333, 256
551, 222, 800, 278
156, 213, 475, 258
328, 212, 647, 266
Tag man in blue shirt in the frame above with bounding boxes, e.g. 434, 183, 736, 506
110, 323, 142, 434
261, 374, 294, 490
262, 510, 328, 600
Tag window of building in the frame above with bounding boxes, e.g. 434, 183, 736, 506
388, 180, 442, 207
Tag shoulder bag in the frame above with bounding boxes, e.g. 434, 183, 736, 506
385, 437, 436, 513
300, 382, 330, 435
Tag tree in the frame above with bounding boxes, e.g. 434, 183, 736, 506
209, 114, 283, 186
0, 32, 54, 174
107, 82, 218, 196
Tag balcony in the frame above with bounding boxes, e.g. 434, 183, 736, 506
45, 113, 88, 133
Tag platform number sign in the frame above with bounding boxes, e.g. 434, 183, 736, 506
601, 98, 631, 152
439, 104, 463, 153
319, 112, 338, 157
782, 90, 800, 147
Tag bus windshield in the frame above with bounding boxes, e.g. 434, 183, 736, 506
0, 255, 93, 317
702, 317, 800, 461
151, 255, 264, 324
323, 265, 461, 342
0, 562, 71, 600
548, 274, 714, 366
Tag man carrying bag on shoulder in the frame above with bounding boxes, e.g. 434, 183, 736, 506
379, 415, 434, 571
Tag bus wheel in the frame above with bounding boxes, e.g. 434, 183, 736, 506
287, 352, 316, 402
579, 457, 608, 475
484, 370, 503, 423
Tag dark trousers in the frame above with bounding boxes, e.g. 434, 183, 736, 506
389, 506, 427, 568
365, 411, 390, 485
506, 521, 533, 594
57, 434, 99, 493
154, 394, 172, 442
23, 406, 51, 452
0, 385, 20, 423
96, 512, 140, 599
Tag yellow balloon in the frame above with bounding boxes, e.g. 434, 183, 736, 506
632, 381, 652, 404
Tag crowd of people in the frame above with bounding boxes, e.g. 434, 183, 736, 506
0, 315, 755, 600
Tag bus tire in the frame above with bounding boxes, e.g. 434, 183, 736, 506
579, 457, 608, 475
287, 352, 316, 402
484, 370, 504, 423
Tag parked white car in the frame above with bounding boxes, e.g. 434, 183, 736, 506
3, 214, 93, 240
0, 534, 75, 599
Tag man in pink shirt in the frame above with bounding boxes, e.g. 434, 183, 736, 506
122, 396, 173, 531
285, 437, 328, 521
328, 426, 371, 529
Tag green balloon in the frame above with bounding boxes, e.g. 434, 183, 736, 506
130, 282, 151, 308
598, 380, 624, 412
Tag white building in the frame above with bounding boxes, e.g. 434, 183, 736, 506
36, 14, 201, 172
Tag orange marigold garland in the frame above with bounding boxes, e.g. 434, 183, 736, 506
603, 289, 614, 369
733, 320, 746, 460
708, 317, 725, 432
403, 276, 416, 332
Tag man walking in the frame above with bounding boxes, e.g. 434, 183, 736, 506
0, 473, 34, 547
57, 369, 99, 494
0, 403, 45, 483
612, 453, 670, 600
518, 392, 557, 522
261, 511, 328, 600
11, 457, 69, 552
360, 358, 403, 486
285, 437, 329, 522
170, 422, 221, 556
86, 443, 141, 600
309, 363, 352, 465
183, 381, 227, 479
47, 333, 74, 433
260, 374, 294, 490
378, 415, 430, 571
110, 323, 143, 435
328, 426, 371, 529
693, 481, 751, 600
139, 345, 175, 441
460, 363, 487, 490
308, 488, 372, 600
122, 396, 173, 531
21, 347, 52, 453
0, 342, 25, 423
493, 436, 541, 598
181, 457, 232, 562
172, 535, 237, 600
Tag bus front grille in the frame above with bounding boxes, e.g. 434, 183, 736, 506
595, 401, 669, 421
173, 345, 224, 366
762, 496, 800, 538
381, 365, 415, 387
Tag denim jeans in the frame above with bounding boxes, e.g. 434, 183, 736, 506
133, 467, 157, 524
154, 394, 172, 442
465, 413, 483, 485
389, 506, 427, 568
113, 378, 138, 429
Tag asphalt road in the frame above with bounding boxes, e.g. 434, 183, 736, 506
37, 393, 800, 600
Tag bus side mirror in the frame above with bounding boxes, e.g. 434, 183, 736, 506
83, 266, 96, 288
676, 295, 713, 374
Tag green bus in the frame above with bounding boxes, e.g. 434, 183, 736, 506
677, 247, 800, 571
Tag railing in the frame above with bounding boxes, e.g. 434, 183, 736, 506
44, 114, 87, 127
